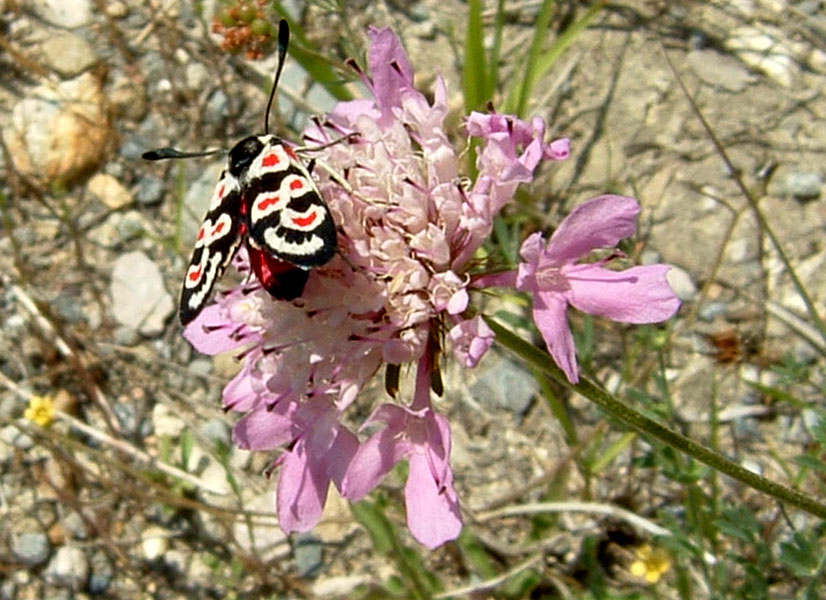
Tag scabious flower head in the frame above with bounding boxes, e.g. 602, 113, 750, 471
184, 26, 674, 548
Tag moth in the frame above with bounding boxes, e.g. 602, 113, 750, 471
143, 20, 336, 325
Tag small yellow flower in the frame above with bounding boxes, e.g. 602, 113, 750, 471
630, 543, 671, 584
24, 395, 56, 428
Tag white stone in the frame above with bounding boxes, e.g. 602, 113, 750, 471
40, 32, 97, 78
151, 403, 187, 438
665, 265, 697, 302
141, 526, 170, 561
88, 173, 133, 209
110, 251, 174, 336
45, 546, 89, 588
725, 25, 799, 87
3, 73, 110, 183
32, 0, 92, 28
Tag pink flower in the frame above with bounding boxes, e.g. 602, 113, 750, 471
478, 195, 680, 383
342, 351, 461, 549
448, 316, 495, 368
179, 25, 674, 549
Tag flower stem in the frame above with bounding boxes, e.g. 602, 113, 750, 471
484, 316, 826, 521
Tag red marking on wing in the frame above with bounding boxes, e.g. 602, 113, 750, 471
197, 226, 205, 241
212, 222, 225, 235
218, 184, 225, 198
290, 179, 303, 190
262, 153, 281, 167
189, 266, 202, 282
257, 194, 281, 211
292, 212, 317, 227
284, 146, 298, 159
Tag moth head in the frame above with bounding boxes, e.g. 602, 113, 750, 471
229, 136, 266, 177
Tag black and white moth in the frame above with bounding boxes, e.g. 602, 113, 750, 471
143, 20, 336, 325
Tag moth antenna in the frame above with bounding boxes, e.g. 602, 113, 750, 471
142, 147, 221, 161
264, 19, 290, 135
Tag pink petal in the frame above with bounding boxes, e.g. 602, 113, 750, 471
183, 304, 254, 355
545, 195, 640, 263
367, 27, 414, 122
566, 263, 681, 323
405, 453, 462, 549
340, 422, 410, 500
326, 427, 359, 490
232, 402, 296, 450
533, 292, 579, 383
515, 232, 545, 287
545, 138, 570, 160
448, 316, 495, 368
472, 270, 517, 289
222, 362, 265, 412
276, 439, 330, 533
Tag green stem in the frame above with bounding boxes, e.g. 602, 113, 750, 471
485, 316, 826, 521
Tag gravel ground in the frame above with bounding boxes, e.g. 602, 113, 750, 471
2, 0, 826, 598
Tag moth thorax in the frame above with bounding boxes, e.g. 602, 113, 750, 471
228, 135, 265, 177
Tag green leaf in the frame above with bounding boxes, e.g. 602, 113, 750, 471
180, 428, 194, 471
463, 0, 487, 114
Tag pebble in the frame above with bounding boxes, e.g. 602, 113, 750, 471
293, 533, 324, 578
32, 0, 92, 28
112, 400, 141, 436
45, 546, 89, 588
115, 210, 148, 241
467, 351, 537, 416
1, 423, 34, 450
665, 265, 697, 302
188, 359, 213, 378
152, 403, 187, 438
686, 49, 754, 92
185, 63, 209, 90
88, 173, 133, 209
87, 214, 121, 247
39, 32, 98, 78
1, 580, 17, 600
200, 418, 231, 446
141, 526, 170, 561
203, 90, 229, 126
198, 458, 232, 496
163, 549, 188, 576
136, 175, 165, 206
11, 531, 51, 566
725, 25, 799, 87
782, 170, 822, 201
3, 73, 111, 184
110, 251, 174, 336
61, 511, 89, 541
112, 325, 141, 346
51, 290, 88, 324
88, 551, 114, 595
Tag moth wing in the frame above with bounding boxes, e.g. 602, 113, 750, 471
247, 160, 336, 269
179, 172, 244, 325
